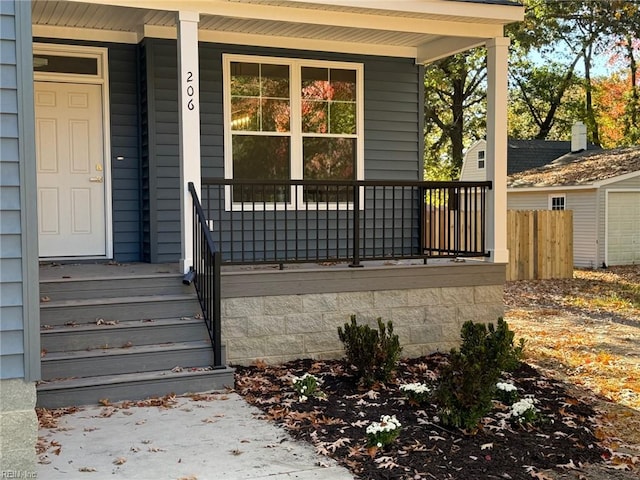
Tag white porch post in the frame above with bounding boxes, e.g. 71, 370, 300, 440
485, 37, 510, 264
177, 11, 201, 274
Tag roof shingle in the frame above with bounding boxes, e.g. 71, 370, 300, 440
507, 145, 640, 188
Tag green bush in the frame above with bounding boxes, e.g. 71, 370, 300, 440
337, 315, 402, 386
434, 318, 524, 430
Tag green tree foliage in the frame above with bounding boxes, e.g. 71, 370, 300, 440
423, 49, 487, 179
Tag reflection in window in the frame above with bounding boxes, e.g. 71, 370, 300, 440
232, 135, 291, 202
303, 138, 355, 202
301, 67, 356, 135
226, 55, 361, 206
230, 62, 290, 132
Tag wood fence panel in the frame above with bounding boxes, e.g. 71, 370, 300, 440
507, 210, 573, 281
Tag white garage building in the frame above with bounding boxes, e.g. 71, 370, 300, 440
507, 146, 640, 268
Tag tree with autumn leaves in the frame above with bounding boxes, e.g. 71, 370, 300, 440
424, 0, 640, 178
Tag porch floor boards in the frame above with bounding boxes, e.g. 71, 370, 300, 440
37, 262, 233, 409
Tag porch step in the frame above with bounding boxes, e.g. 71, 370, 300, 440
36, 368, 235, 409
41, 318, 207, 353
37, 265, 231, 409
41, 341, 215, 379
40, 294, 202, 326
40, 275, 194, 301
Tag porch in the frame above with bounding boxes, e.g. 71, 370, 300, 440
37, 256, 505, 407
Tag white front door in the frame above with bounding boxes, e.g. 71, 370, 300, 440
36, 82, 107, 257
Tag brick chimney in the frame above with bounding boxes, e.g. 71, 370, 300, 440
571, 121, 587, 152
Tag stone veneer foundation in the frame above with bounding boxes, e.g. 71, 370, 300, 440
220, 261, 506, 365
0, 379, 37, 476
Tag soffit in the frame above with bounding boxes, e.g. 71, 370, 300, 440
31, 0, 521, 60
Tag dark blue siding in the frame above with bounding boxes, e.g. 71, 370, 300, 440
142, 39, 422, 263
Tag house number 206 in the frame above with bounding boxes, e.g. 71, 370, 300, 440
186, 71, 195, 111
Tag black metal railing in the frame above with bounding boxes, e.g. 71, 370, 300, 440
199, 178, 491, 266
188, 182, 223, 368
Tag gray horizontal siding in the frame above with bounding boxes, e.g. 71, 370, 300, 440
143, 39, 422, 262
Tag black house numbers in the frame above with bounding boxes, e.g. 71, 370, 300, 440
186, 71, 195, 111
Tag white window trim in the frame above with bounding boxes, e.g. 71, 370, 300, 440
548, 193, 566, 210
222, 53, 364, 211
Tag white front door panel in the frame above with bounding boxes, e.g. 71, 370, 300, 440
36, 82, 106, 257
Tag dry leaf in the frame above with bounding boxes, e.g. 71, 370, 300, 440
78, 467, 97, 472
113, 457, 127, 465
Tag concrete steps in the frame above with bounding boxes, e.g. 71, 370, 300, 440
37, 267, 233, 408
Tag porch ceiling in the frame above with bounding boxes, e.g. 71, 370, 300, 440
31, 0, 523, 63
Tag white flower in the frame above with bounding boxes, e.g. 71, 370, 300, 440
399, 383, 431, 394
299, 395, 308, 402
376, 442, 382, 448
496, 382, 518, 393
510, 397, 537, 418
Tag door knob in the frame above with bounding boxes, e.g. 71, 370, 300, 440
89, 176, 104, 183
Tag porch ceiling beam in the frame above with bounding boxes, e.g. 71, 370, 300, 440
32, 24, 139, 43
283, 0, 525, 22
65, 0, 507, 38
417, 36, 485, 64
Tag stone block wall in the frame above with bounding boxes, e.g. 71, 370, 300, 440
0, 379, 37, 477
222, 281, 504, 365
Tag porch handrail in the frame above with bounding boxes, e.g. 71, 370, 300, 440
199, 178, 491, 266
188, 182, 223, 368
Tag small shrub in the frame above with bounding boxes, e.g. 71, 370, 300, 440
433, 318, 525, 430
365, 414, 401, 448
337, 315, 402, 386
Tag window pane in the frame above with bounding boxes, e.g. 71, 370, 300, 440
261, 64, 289, 98
330, 102, 356, 134
304, 137, 355, 202
302, 100, 328, 133
231, 97, 260, 131
262, 99, 290, 132
302, 67, 329, 100
230, 62, 260, 96
330, 69, 356, 101
304, 137, 355, 180
233, 135, 291, 202
33, 55, 98, 75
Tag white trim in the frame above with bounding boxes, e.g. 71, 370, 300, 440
177, 11, 201, 274
507, 185, 597, 193
33, 43, 113, 259
603, 188, 640, 266
222, 53, 364, 212
548, 193, 566, 210
33, 24, 138, 44
593, 169, 640, 187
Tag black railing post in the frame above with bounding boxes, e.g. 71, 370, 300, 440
349, 181, 363, 267
212, 249, 222, 367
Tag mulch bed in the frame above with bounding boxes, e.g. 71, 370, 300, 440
235, 355, 612, 480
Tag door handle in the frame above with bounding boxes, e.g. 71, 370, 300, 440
89, 176, 104, 183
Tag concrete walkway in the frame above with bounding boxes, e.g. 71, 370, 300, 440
38, 392, 356, 480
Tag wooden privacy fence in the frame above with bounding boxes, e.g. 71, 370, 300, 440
507, 210, 573, 281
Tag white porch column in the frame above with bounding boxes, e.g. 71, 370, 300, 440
485, 37, 510, 264
177, 11, 201, 274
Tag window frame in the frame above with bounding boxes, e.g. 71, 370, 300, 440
223, 54, 364, 211
548, 194, 566, 210
477, 150, 485, 169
